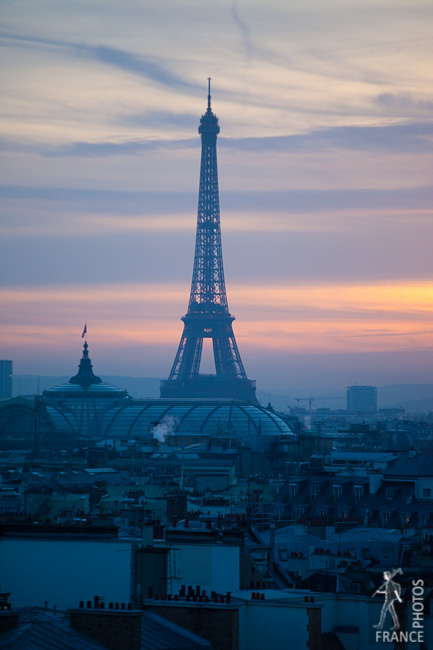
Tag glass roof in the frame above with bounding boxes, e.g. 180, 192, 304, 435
101, 399, 296, 439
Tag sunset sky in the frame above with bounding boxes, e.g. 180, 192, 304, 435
1, 0, 433, 395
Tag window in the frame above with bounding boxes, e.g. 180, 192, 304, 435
420, 513, 429, 526
423, 488, 432, 499
386, 489, 394, 500
332, 485, 342, 501
354, 485, 363, 502
295, 508, 304, 520
311, 484, 319, 498
289, 483, 299, 500
279, 550, 288, 561
382, 511, 391, 524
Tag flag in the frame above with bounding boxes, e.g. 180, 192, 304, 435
81, 324, 87, 338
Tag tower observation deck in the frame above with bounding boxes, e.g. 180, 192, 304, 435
160, 81, 257, 402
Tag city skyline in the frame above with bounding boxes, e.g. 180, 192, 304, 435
1, 0, 433, 392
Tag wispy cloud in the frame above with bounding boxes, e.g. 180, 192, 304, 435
221, 121, 433, 154
0, 31, 199, 92
376, 92, 433, 113
231, 0, 254, 61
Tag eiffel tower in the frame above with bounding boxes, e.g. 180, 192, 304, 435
160, 81, 257, 402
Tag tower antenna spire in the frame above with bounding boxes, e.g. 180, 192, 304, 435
207, 77, 211, 110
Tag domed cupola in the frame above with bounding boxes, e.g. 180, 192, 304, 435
43, 341, 130, 439
69, 341, 102, 390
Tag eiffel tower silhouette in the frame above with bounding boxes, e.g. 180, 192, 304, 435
160, 81, 257, 402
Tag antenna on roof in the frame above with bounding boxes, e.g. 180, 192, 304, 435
207, 77, 211, 110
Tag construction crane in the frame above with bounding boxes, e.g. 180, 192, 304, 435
290, 395, 346, 412
294, 397, 315, 411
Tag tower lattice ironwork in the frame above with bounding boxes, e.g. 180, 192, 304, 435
160, 81, 257, 402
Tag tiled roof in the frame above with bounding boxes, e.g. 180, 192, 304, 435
0, 611, 107, 649
141, 611, 212, 649
0, 609, 212, 650
45, 496, 88, 519
259, 524, 404, 546
384, 452, 433, 477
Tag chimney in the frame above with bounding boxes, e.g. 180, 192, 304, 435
70, 606, 142, 650
0, 610, 19, 634
369, 473, 383, 495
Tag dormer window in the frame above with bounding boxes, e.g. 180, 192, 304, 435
382, 511, 391, 524
386, 488, 394, 500
401, 512, 410, 525
295, 507, 304, 520
420, 513, 429, 526
289, 483, 299, 500
333, 484, 342, 501
354, 485, 363, 503
311, 484, 319, 498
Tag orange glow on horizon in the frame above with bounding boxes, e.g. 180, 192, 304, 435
1, 280, 432, 357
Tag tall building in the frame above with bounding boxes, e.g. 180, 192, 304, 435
0, 360, 13, 399
161, 81, 257, 402
347, 385, 378, 412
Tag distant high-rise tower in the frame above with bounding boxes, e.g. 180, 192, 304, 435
0, 360, 13, 399
347, 385, 377, 412
161, 81, 256, 402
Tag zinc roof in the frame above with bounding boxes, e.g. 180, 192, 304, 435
384, 452, 433, 477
